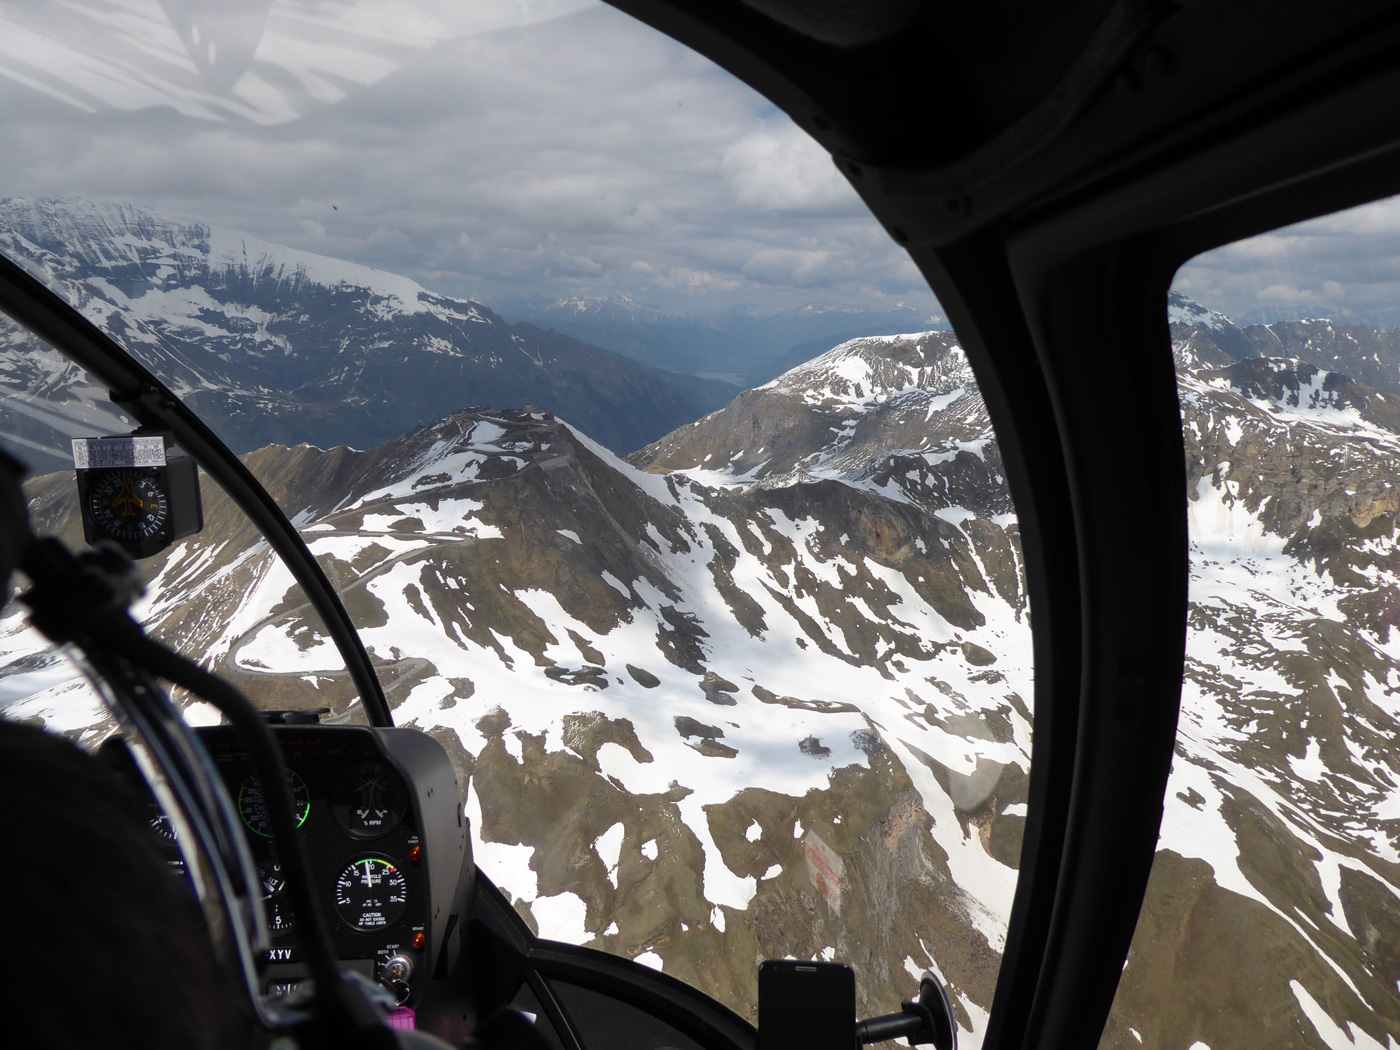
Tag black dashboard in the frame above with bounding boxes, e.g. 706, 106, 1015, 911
105, 723, 471, 1013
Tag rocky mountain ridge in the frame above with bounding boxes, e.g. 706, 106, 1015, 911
1170, 289, 1400, 392
2, 294, 1399, 1049
6, 393, 1031, 1041
0, 197, 737, 471
629, 331, 1005, 517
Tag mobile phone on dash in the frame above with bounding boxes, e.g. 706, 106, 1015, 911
757, 959, 856, 1050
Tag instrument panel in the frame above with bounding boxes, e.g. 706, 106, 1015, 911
107, 723, 470, 1009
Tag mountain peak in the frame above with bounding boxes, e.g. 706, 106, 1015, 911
1167, 290, 1234, 331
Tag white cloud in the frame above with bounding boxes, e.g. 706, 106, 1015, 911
1257, 283, 1319, 304
721, 122, 853, 213
650, 267, 742, 293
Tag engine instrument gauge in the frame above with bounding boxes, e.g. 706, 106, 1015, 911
331, 761, 408, 839
333, 856, 408, 932
238, 770, 311, 837
266, 898, 296, 935
257, 857, 286, 898
147, 803, 177, 844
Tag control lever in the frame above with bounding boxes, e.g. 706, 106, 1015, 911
854, 971, 957, 1050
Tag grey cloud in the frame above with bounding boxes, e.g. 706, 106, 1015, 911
0, 1, 937, 315
1176, 195, 1400, 328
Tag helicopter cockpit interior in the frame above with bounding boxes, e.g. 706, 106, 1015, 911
4, 1, 1400, 1049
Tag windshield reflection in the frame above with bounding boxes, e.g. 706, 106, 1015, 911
0, 0, 591, 125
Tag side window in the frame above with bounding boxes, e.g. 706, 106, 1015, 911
1104, 202, 1400, 1046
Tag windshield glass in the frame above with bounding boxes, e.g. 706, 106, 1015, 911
1102, 199, 1400, 1046
0, 1, 1033, 1039
0, 323, 367, 731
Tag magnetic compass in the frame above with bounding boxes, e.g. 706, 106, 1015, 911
85, 468, 170, 545
72, 433, 203, 559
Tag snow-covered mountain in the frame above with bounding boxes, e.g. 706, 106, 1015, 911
634, 315, 1400, 1050
630, 331, 1001, 508
0, 198, 737, 470
1169, 288, 1400, 392
10, 392, 1030, 1042
1096, 347, 1400, 1049
4, 292, 1399, 1048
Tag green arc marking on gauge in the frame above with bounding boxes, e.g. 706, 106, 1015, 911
238, 768, 311, 838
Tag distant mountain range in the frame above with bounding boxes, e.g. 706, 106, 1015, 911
491, 292, 946, 387
0, 198, 739, 472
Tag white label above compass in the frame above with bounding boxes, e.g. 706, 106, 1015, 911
72, 436, 167, 470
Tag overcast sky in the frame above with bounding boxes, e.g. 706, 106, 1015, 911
3, 0, 1400, 327
0, 0, 936, 318
1176, 198, 1400, 329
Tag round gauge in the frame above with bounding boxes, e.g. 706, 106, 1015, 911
331, 761, 408, 839
147, 803, 177, 844
86, 468, 169, 545
266, 898, 296, 935
237, 770, 311, 838
257, 857, 286, 898
333, 856, 408, 932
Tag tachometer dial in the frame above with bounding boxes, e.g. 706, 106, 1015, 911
237, 770, 310, 837
331, 761, 408, 839
333, 856, 408, 932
